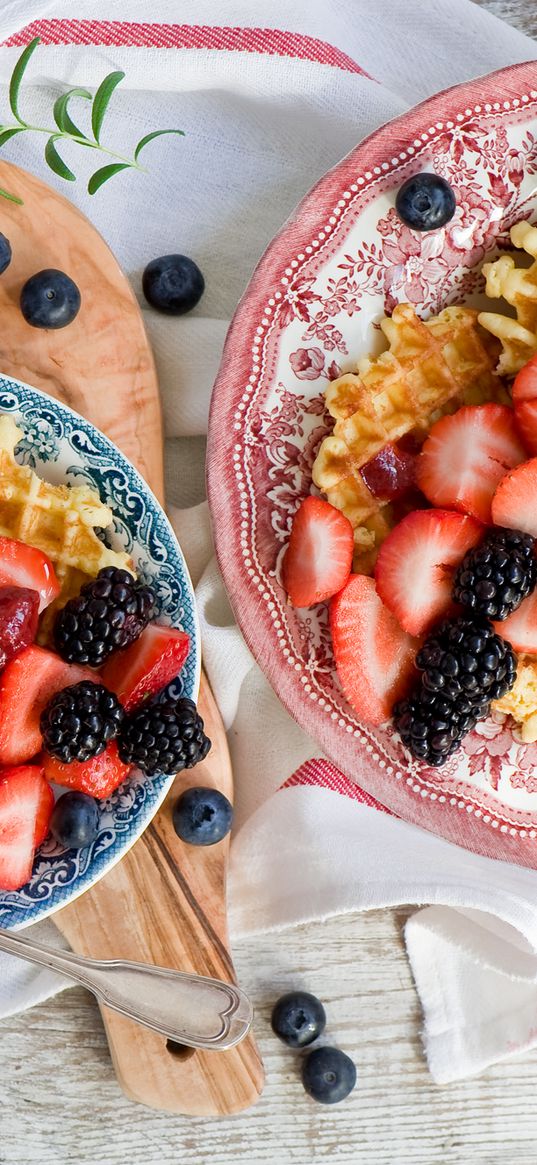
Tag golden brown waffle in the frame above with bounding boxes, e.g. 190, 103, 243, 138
493, 654, 537, 743
479, 221, 537, 376
0, 414, 133, 638
312, 303, 506, 573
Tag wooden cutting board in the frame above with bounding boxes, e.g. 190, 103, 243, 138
0, 160, 264, 1115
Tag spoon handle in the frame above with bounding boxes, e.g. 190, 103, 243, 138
0, 928, 252, 1050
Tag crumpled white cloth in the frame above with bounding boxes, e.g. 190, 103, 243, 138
2, 0, 537, 1085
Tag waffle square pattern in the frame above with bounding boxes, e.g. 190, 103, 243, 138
312, 304, 505, 573
0, 414, 133, 633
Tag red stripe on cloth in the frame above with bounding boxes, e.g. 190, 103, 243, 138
3, 20, 372, 78
282, 759, 396, 814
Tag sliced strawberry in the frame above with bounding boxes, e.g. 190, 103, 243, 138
101, 623, 190, 712
330, 575, 419, 725
491, 459, 537, 538
494, 589, 537, 653
374, 509, 483, 636
43, 741, 130, 799
0, 765, 54, 890
0, 537, 60, 613
33, 775, 55, 846
282, 496, 354, 607
416, 404, 526, 523
513, 354, 537, 455
0, 645, 96, 766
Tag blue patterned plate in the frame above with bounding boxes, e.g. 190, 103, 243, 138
0, 375, 200, 928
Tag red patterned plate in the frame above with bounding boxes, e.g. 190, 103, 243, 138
208, 62, 537, 868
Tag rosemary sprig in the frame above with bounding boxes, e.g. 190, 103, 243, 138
0, 37, 184, 204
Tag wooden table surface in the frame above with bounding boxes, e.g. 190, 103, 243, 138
3, 2, 537, 1162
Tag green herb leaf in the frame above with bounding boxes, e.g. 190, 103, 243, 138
53, 88, 92, 137
91, 71, 125, 144
0, 187, 23, 205
134, 128, 185, 161
0, 126, 26, 149
9, 36, 40, 125
3, 38, 183, 207
44, 135, 76, 182
87, 162, 131, 195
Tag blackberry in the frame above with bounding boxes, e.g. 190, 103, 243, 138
453, 527, 537, 621
41, 681, 125, 763
394, 615, 517, 766
119, 697, 211, 776
415, 616, 516, 703
394, 690, 484, 766
54, 567, 155, 666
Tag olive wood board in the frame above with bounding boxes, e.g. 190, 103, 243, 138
0, 159, 263, 1116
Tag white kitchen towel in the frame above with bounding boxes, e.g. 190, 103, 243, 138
0, 0, 537, 1085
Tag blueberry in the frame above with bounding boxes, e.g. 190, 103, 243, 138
50, 791, 99, 849
142, 254, 204, 315
20, 269, 81, 329
395, 173, 456, 231
0, 233, 12, 275
172, 786, 232, 846
301, 1046, 357, 1105
271, 991, 326, 1048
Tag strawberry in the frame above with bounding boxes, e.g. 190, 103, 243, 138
415, 404, 526, 523
491, 458, 537, 538
330, 574, 419, 725
43, 741, 130, 799
494, 589, 537, 654
101, 622, 190, 712
33, 775, 55, 846
0, 536, 60, 613
513, 354, 537, 455
0, 765, 54, 890
282, 496, 354, 607
0, 645, 95, 765
374, 509, 483, 636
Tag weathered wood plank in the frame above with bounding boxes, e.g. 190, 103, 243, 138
3, 909, 537, 1165
473, 0, 537, 38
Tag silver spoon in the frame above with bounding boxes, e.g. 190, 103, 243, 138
0, 927, 252, 1051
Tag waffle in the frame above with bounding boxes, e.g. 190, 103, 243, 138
493, 655, 537, 743
479, 221, 537, 376
0, 414, 133, 637
312, 303, 506, 573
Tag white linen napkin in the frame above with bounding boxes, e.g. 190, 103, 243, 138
1, 0, 537, 1085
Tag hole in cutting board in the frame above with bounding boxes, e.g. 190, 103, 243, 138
166, 1039, 196, 1062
